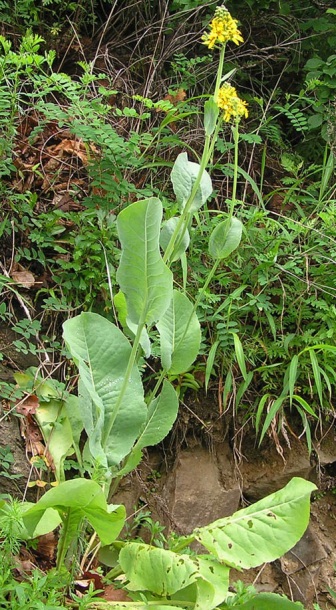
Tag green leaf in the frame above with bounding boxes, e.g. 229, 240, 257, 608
63, 312, 146, 467
288, 355, 298, 407
204, 98, 219, 136
205, 340, 219, 393
226, 164, 264, 207
209, 217, 243, 260
116, 198, 173, 325
195, 477, 316, 569
160, 217, 190, 262
23, 479, 126, 546
114, 290, 128, 329
259, 395, 287, 445
171, 152, 212, 212
35, 399, 75, 482
255, 394, 270, 434
232, 332, 247, 381
196, 557, 230, 608
157, 290, 201, 374
232, 592, 304, 609
119, 543, 198, 596
309, 349, 323, 406
134, 380, 178, 450
115, 448, 143, 477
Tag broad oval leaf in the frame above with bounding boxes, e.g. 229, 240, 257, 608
119, 543, 197, 596
160, 216, 190, 262
157, 290, 201, 374
63, 312, 146, 467
209, 216, 243, 260
22, 478, 126, 546
171, 152, 212, 212
195, 477, 316, 569
116, 198, 173, 325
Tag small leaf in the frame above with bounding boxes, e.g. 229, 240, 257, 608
259, 395, 287, 445
232, 333, 247, 381
205, 341, 219, 393
309, 349, 323, 406
160, 217, 190, 262
171, 152, 212, 212
157, 290, 201, 374
204, 98, 219, 136
209, 217, 243, 260
288, 355, 298, 407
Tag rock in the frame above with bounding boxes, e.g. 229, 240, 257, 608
163, 445, 240, 535
280, 526, 327, 575
240, 438, 317, 500
279, 525, 328, 606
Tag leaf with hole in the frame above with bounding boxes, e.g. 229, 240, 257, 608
195, 477, 316, 569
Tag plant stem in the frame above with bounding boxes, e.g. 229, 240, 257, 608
231, 119, 240, 214
214, 45, 226, 101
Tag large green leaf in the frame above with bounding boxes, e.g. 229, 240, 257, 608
157, 290, 201, 374
22, 479, 126, 546
134, 380, 179, 450
195, 557, 230, 609
119, 543, 198, 596
195, 477, 316, 569
116, 198, 173, 325
209, 216, 243, 260
171, 152, 212, 212
63, 312, 146, 467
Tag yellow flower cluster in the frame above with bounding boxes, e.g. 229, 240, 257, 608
215, 83, 248, 122
202, 6, 244, 50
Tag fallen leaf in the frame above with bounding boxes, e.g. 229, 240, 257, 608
16, 394, 39, 416
163, 89, 187, 105
100, 585, 131, 601
11, 270, 35, 289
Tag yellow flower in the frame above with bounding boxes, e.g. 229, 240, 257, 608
202, 6, 244, 50
215, 83, 248, 122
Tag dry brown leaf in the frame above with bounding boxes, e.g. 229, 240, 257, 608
11, 269, 35, 289
100, 585, 131, 601
16, 394, 39, 416
36, 532, 57, 561
52, 139, 88, 165
163, 89, 187, 105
